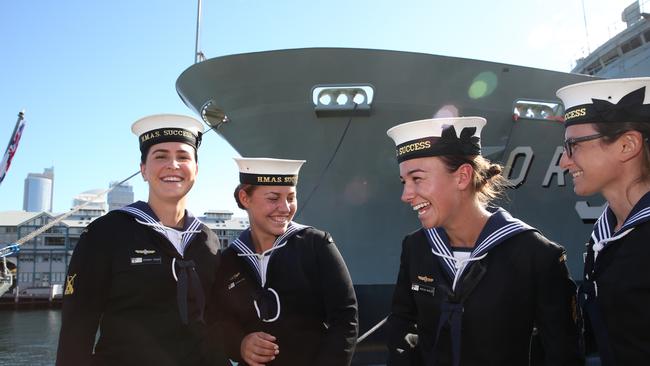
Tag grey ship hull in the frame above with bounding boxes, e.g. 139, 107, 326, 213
177, 48, 595, 363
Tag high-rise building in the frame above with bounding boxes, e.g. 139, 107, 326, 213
23, 167, 54, 212
107, 181, 134, 211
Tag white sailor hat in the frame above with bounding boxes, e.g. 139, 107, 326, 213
386, 117, 486, 163
556, 77, 650, 127
234, 157, 306, 186
131, 114, 204, 154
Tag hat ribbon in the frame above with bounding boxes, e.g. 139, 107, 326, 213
592, 86, 650, 123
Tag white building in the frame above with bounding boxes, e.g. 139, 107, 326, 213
0, 210, 87, 290
70, 189, 108, 220
198, 210, 249, 248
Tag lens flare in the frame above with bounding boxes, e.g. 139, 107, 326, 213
433, 105, 459, 118
468, 71, 498, 99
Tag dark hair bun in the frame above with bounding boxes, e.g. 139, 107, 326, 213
486, 164, 502, 180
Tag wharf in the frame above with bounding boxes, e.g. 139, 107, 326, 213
0, 294, 62, 310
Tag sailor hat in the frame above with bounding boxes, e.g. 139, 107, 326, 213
386, 117, 486, 163
556, 77, 650, 127
234, 157, 306, 186
131, 114, 204, 154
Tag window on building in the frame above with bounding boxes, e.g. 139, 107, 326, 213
53, 272, 66, 283
601, 48, 620, 66
622, 36, 642, 54
583, 61, 603, 75
44, 237, 65, 246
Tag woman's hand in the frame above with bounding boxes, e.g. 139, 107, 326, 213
240, 332, 279, 366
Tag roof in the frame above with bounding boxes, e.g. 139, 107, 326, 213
60, 217, 99, 228
203, 217, 249, 230
0, 211, 52, 226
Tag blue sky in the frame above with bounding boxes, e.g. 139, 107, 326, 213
0, 0, 630, 216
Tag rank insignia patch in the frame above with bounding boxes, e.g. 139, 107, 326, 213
65, 274, 77, 295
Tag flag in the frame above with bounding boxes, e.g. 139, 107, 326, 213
0, 111, 26, 185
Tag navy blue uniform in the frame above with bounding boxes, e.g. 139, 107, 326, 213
387, 208, 583, 366
56, 201, 224, 366
580, 193, 650, 365
212, 224, 358, 366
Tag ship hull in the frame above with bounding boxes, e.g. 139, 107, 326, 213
177, 48, 595, 363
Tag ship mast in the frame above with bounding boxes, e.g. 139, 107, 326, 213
581, 0, 591, 54
194, 0, 205, 63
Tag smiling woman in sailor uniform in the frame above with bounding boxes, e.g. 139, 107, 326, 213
557, 77, 650, 366
385, 117, 583, 366
212, 157, 358, 366
56, 114, 225, 366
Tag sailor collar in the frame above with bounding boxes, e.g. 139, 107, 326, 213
118, 201, 203, 252
590, 191, 650, 257
118, 201, 206, 325
230, 221, 310, 286
424, 207, 535, 291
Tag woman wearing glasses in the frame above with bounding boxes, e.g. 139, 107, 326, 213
212, 157, 358, 366
385, 117, 583, 366
56, 115, 225, 365
558, 77, 650, 366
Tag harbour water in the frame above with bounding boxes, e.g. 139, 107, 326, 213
0, 310, 60, 365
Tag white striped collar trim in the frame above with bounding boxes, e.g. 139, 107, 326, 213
591, 192, 650, 255
230, 222, 310, 285
118, 201, 203, 252
424, 207, 534, 286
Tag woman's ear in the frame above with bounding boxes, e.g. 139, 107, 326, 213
140, 163, 147, 182
456, 163, 473, 190
619, 131, 644, 162
238, 188, 250, 209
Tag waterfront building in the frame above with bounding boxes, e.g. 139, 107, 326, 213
0, 209, 247, 294
0, 211, 82, 291
22, 168, 54, 212
199, 210, 249, 249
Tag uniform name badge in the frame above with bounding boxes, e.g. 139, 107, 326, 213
130, 257, 162, 265
411, 283, 435, 296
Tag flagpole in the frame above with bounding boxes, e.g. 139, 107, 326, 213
194, 0, 204, 63
5, 111, 25, 149
0, 110, 27, 185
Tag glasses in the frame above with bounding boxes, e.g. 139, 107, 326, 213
563, 133, 603, 158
